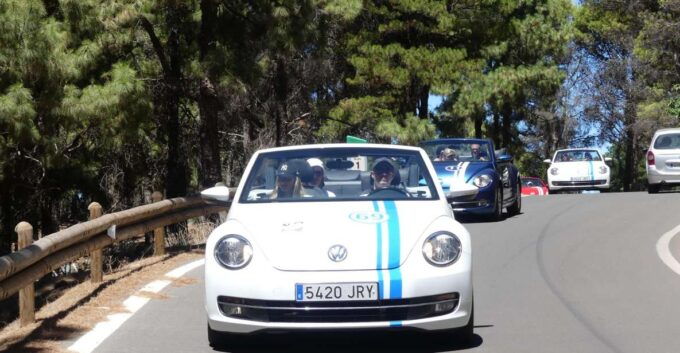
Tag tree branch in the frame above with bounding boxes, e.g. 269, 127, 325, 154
138, 16, 171, 75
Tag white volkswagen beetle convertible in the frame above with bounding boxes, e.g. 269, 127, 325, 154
201, 144, 475, 346
544, 148, 611, 193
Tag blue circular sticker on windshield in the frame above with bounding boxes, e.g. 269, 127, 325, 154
348, 211, 388, 224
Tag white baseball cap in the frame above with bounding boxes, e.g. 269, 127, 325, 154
307, 158, 325, 171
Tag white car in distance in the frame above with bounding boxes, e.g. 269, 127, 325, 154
646, 128, 680, 193
544, 148, 611, 193
201, 144, 476, 347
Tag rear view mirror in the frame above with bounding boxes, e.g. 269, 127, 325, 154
201, 186, 231, 205
605, 157, 612, 163
543, 159, 551, 164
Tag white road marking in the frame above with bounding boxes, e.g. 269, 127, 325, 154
656, 224, 680, 276
67, 258, 205, 353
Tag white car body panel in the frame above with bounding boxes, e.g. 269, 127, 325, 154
204, 144, 473, 334
546, 149, 610, 191
646, 129, 680, 186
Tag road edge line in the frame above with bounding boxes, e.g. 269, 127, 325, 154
67, 258, 205, 353
656, 224, 680, 276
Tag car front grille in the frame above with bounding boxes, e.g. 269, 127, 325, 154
552, 180, 607, 186
217, 293, 459, 323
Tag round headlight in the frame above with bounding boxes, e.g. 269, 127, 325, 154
599, 165, 608, 174
422, 232, 462, 266
550, 167, 559, 175
472, 174, 492, 188
214, 235, 253, 269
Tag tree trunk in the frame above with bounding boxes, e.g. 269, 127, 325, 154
502, 103, 512, 148
198, 0, 222, 189
474, 110, 483, 138
492, 110, 501, 147
164, 8, 188, 198
274, 58, 288, 147
622, 102, 637, 192
418, 85, 429, 119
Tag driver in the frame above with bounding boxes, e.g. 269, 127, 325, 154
371, 158, 399, 190
470, 143, 487, 161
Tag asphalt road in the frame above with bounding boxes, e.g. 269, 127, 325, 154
89, 192, 680, 353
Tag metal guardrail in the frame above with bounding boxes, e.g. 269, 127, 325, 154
0, 192, 228, 326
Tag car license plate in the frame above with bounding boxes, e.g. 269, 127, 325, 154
668, 162, 680, 168
295, 282, 378, 302
570, 176, 589, 181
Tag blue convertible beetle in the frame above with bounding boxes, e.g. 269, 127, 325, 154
420, 138, 522, 220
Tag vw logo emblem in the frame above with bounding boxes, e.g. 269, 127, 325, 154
328, 245, 348, 262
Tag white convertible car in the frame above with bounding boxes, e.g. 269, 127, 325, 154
201, 144, 475, 346
544, 148, 611, 193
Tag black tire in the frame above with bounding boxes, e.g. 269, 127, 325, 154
507, 181, 521, 216
490, 186, 503, 221
648, 184, 660, 194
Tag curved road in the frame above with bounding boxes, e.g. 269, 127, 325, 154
84, 192, 680, 353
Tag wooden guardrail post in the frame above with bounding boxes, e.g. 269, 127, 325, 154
88, 202, 103, 283
151, 191, 166, 256
15, 222, 35, 326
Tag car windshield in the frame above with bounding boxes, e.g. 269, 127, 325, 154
420, 141, 492, 163
653, 133, 680, 149
554, 150, 602, 163
239, 147, 439, 203
521, 178, 542, 187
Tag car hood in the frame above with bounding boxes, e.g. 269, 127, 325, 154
227, 200, 448, 271
433, 161, 493, 187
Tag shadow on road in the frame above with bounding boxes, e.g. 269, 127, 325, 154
212, 330, 483, 352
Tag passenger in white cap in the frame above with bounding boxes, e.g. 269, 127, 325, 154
307, 158, 335, 197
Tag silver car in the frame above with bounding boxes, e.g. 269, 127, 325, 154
646, 128, 680, 193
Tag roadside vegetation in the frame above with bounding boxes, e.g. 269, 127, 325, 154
1, 0, 678, 253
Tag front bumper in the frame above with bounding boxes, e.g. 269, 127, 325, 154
206, 261, 472, 333
548, 177, 610, 191
647, 167, 680, 185
447, 185, 494, 214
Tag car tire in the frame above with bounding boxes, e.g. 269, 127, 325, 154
648, 184, 660, 194
507, 182, 521, 216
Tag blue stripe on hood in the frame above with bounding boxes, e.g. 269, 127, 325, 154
433, 161, 494, 187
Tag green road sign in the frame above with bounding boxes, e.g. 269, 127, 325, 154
346, 135, 367, 143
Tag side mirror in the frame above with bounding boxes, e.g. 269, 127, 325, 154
446, 183, 478, 202
605, 157, 612, 163
201, 186, 231, 205
498, 155, 513, 163
543, 159, 552, 164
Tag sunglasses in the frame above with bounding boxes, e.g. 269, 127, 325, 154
313, 170, 324, 176
373, 170, 394, 178
278, 175, 294, 182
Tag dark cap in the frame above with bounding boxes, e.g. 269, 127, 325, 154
372, 157, 396, 173
276, 162, 296, 177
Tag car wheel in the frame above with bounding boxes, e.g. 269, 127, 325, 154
648, 184, 660, 194
507, 182, 521, 216
491, 186, 503, 221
